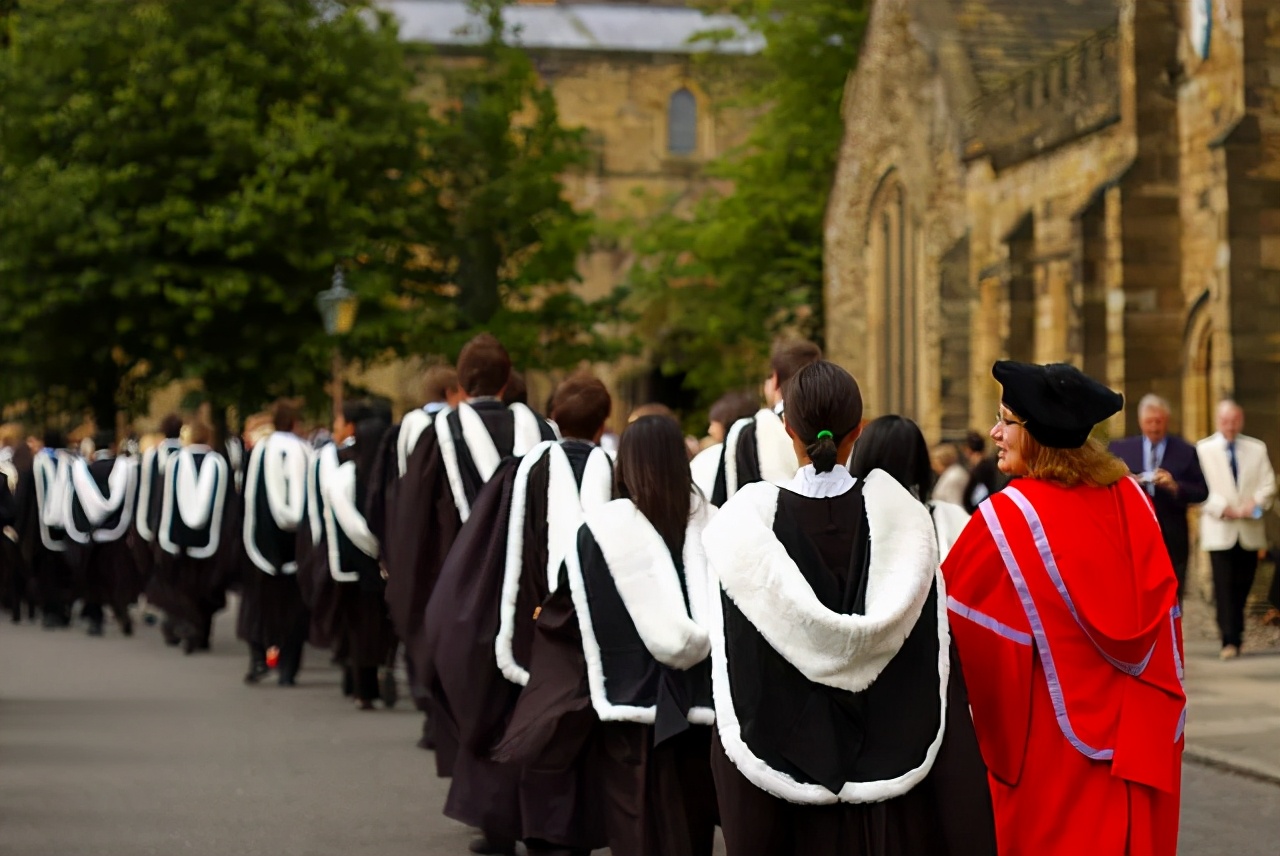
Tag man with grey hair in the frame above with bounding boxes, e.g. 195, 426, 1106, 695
1110, 393, 1208, 603
1197, 399, 1277, 658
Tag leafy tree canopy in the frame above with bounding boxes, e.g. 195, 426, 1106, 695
626, 0, 868, 413
0, 0, 426, 426
0, 0, 614, 429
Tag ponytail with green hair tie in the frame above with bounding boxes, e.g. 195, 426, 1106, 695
816, 430, 834, 441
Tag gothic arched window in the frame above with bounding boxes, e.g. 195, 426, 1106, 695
867, 173, 919, 417
668, 88, 697, 155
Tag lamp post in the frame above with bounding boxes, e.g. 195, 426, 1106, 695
316, 265, 359, 424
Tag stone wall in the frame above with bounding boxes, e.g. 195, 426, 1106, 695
1225, 0, 1280, 459
1177, 0, 1245, 441
824, 0, 970, 440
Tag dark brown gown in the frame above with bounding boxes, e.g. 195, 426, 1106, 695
426, 441, 605, 850
67, 457, 142, 627
383, 400, 554, 777
710, 488, 996, 856
302, 443, 395, 700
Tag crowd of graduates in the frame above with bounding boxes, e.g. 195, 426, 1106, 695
0, 333, 1189, 856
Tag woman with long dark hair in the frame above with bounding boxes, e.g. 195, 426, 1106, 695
567, 413, 718, 856
849, 415, 971, 557
702, 361, 994, 855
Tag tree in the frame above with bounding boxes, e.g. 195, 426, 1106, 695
0, 0, 425, 428
625, 0, 868, 412
408, 0, 624, 372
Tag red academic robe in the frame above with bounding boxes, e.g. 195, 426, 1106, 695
942, 476, 1185, 856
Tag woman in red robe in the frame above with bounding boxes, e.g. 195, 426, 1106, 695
943, 361, 1186, 856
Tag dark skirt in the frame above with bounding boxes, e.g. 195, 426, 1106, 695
592, 722, 717, 856
443, 733, 605, 850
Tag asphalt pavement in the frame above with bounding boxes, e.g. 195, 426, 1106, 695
1, 606, 1278, 856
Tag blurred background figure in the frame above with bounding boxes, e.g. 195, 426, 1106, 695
930, 441, 968, 507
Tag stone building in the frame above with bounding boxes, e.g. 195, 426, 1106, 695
374, 0, 762, 414
142, 0, 759, 429
826, 0, 1280, 458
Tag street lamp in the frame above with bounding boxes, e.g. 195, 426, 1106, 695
316, 265, 359, 422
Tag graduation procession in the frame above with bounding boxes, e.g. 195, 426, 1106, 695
7, 326, 1279, 856
6, 0, 1280, 853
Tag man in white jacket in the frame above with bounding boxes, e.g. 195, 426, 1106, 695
1197, 399, 1277, 659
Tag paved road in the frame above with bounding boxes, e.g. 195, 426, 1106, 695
2, 610, 1278, 856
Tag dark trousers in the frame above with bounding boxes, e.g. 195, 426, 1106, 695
36, 551, 72, 623
1210, 544, 1259, 648
1269, 560, 1280, 611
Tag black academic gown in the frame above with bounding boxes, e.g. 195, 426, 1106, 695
0, 461, 30, 622
66, 455, 140, 626
383, 400, 555, 774
499, 497, 719, 856
426, 440, 611, 848
702, 476, 995, 856
709, 408, 796, 507
155, 446, 232, 647
16, 451, 74, 623
135, 440, 182, 618
240, 432, 310, 680
303, 441, 395, 700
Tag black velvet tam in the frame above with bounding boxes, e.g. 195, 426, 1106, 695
993, 361, 1123, 449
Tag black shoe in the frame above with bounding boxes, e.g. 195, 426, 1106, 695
278, 675, 297, 687
468, 834, 516, 856
243, 662, 270, 684
86, 618, 104, 637
379, 667, 398, 709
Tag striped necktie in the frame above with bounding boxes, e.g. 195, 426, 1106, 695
1228, 441, 1238, 483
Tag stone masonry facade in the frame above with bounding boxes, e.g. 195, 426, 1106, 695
827, 0, 1280, 462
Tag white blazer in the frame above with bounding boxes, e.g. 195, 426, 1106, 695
1196, 432, 1277, 552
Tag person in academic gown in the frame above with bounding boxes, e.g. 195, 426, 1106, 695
426, 373, 614, 856
708, 341, 822, 506
382, 334, 555, 763
154, 422, 233, 653
506, 413, 719, 856
65, 430, 140, 636
703, 362, 995, 856
850, 416, 972, 556
134, 415, 185, 643
241, 400, 311, 686
16, 431, 75, 628
0, 436, 33, 623
943, 361, 1185, 856
306, 399, 397, 709
689, 391, 757, 498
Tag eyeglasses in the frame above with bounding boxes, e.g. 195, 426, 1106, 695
995, 412, 1026, 428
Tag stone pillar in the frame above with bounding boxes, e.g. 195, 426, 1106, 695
1225, 0, 1280, 467
1119, 0, 1185, 434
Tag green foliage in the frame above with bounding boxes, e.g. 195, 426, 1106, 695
411, 0, 624, 372
626, 0, 868, 410
0, 0, 620, 426
0, 0, 425, 424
